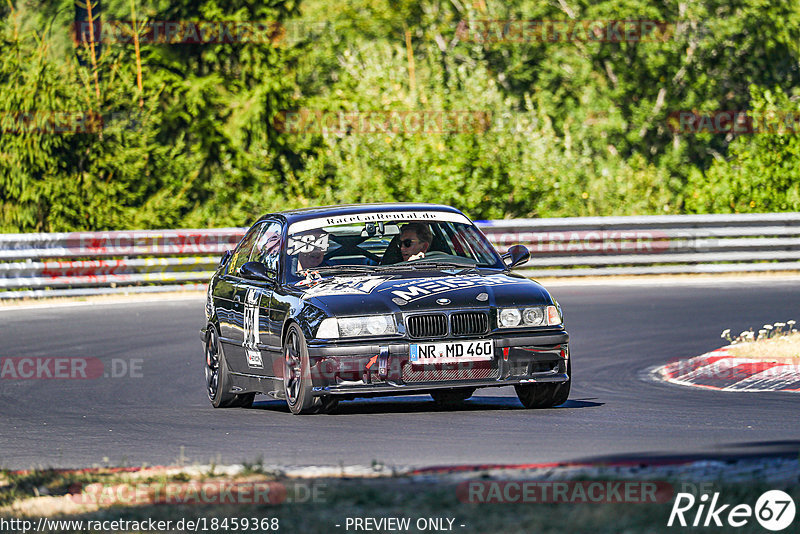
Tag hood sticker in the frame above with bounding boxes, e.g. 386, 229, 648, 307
379, 274, 527, 303
299, 275, 389, 299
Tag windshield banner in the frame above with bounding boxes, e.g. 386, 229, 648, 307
288, 211, 470, 234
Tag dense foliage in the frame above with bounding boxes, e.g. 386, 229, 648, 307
1, 0, 799, 231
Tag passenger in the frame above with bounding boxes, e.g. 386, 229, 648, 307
398, 222, 433, 261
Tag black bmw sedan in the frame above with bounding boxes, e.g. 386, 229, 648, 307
202, 203, 570, 414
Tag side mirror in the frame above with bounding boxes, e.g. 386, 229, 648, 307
502, 244, 530, 269
240, 261, 275, 283
219, 250, 232, 269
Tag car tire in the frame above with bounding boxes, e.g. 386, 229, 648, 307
283, 324, 319, 415
431, 387, 476, 407
514, 360, 571, 409
206, 326, 243, 408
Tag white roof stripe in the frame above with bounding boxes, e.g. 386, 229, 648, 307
288, 210, 471, 234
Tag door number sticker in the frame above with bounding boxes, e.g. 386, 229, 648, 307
243, 288, 263, 369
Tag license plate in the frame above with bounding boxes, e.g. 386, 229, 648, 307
409, 340, 494, 365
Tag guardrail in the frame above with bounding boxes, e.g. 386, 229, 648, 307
0, 229, 242, 299
481, 212, 800, 278
2, 213, 799, 299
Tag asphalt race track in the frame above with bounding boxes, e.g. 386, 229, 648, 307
2, 279, 799, 470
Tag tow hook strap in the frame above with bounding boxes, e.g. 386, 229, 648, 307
364, 355, 378, 384
364, 347, 390, 383
378, 347, 389, 380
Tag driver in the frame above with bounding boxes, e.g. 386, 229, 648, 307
298, 248, 324, 270
289, 230, 329, 272
398, 223, 432, 261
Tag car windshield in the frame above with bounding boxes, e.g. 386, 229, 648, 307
285, 212, 503, 281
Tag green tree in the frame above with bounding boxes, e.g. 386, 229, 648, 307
686, 85, 800, 213
0, 0, 301, 231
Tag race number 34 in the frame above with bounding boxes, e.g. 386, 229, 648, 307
243, 288, 263, 369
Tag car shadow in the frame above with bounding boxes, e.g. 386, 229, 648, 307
251, 396, 603, 415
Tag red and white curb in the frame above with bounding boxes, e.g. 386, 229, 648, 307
654, 347, 800, 392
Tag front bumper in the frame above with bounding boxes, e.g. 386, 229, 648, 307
305, 331, 569, 398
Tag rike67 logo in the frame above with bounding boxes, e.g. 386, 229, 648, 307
668, 490, 796, 531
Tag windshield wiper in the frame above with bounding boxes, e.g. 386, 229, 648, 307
310, 265, 378, 272
381, 261, 478, 271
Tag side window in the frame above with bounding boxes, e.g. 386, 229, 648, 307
227, 223, 265, 276
252, 222, 283, 273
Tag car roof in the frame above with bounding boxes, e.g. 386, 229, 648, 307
255, 203, 467, 226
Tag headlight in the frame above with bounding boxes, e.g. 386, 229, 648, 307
315, 315, 397, 339
498, 308, 521, 327
364, 315, 393, 335
316, 318, 338, 338
522, 307, 544, 326
339, 317, 362, 337
498, 306, 561, 328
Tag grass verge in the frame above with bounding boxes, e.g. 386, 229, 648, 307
727, 333, 800, 360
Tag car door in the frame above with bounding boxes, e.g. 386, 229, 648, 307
236, 221, 283, 377
220, 222, 266, 373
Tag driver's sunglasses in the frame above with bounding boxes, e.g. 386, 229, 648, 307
399, 238, 420, 248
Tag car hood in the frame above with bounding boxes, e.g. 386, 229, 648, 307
294, 269, 553, 316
